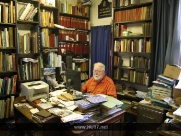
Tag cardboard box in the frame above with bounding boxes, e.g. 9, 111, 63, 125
173, 88, 181, 99
163, 64, 181, 80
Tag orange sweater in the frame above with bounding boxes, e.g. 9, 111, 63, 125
82, 76, 117, 98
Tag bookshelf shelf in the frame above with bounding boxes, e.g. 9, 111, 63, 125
60, 40, 89, 43
40, 5, 58, 10
113, 66, 150, 71
40, 26, 57, 29
59, 13, 90, 20
17, 53, 39, 58
114, 52, 151, 56
61, 53, 89, 56
19, 78, 40, 83
41, 47, 58, 49
0, 93, 19, 99
17, 20, 39, 24
0, 71, 17, 74
115, 19, 152, 24
114, 36, 151, 39
114, 2, 152, 9
0, 23, 16, 26
17, 0, 38, 3
0, 47, 16, 50
114, 80, 148, 90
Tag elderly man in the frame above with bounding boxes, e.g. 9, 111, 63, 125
82, 62, 117, 98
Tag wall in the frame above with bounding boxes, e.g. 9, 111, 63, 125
90, 0, 113, 26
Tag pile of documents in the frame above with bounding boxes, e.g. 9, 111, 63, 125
101, 95, 123, 115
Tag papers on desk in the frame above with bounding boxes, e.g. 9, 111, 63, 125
49, 89, 67, 97
173, 107, 181, 117
139, 99, 151, 105
57, 99, 74, 107
61, 112, 84, 123
48, 108, 72, 117
37, 102, 53, 109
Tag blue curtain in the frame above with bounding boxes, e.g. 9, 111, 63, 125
153, 0, 180, 80
90, 25, 111, 77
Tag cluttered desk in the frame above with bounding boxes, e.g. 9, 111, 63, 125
14, 81, 127, 136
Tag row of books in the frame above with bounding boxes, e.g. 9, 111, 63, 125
130, 56, 150, 69
0, 27, 14, 48
0, 52, 16, 72
114, 23, 152, 37
0, 96, 14, 119
17, 32, 39, 54
113, 68, 149, 85
114, 24, 127, 37
0, 75, 17, 95
59, 29, 88, 41
17, 2, 38, 21
18, 59, 39, 81
58, 1, 89, 17
114, 6, 152, 22
59, 16, 90, 30
80, 72, 88, 80
113, 56, 123, 66
42, 52, 62, 68
41, 29, 58, 47
40, 9, 54, 27
114, 39, 151, 53
59, 42, 89, 54
114, 38, 151, 53
72, 61, 89, 72
114, 56, 150, 69
0, 1, 15, 23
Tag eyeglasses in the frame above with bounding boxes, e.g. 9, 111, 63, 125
93, 70, 103, 73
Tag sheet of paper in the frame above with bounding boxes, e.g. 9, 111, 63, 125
57, 99, 74, 107
30, 108, 39, 114
49, 89, 67, 97
66, 105, 77, 111
175, 80, 181, 89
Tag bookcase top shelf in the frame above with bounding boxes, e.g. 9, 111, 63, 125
114, 2, 152, 10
